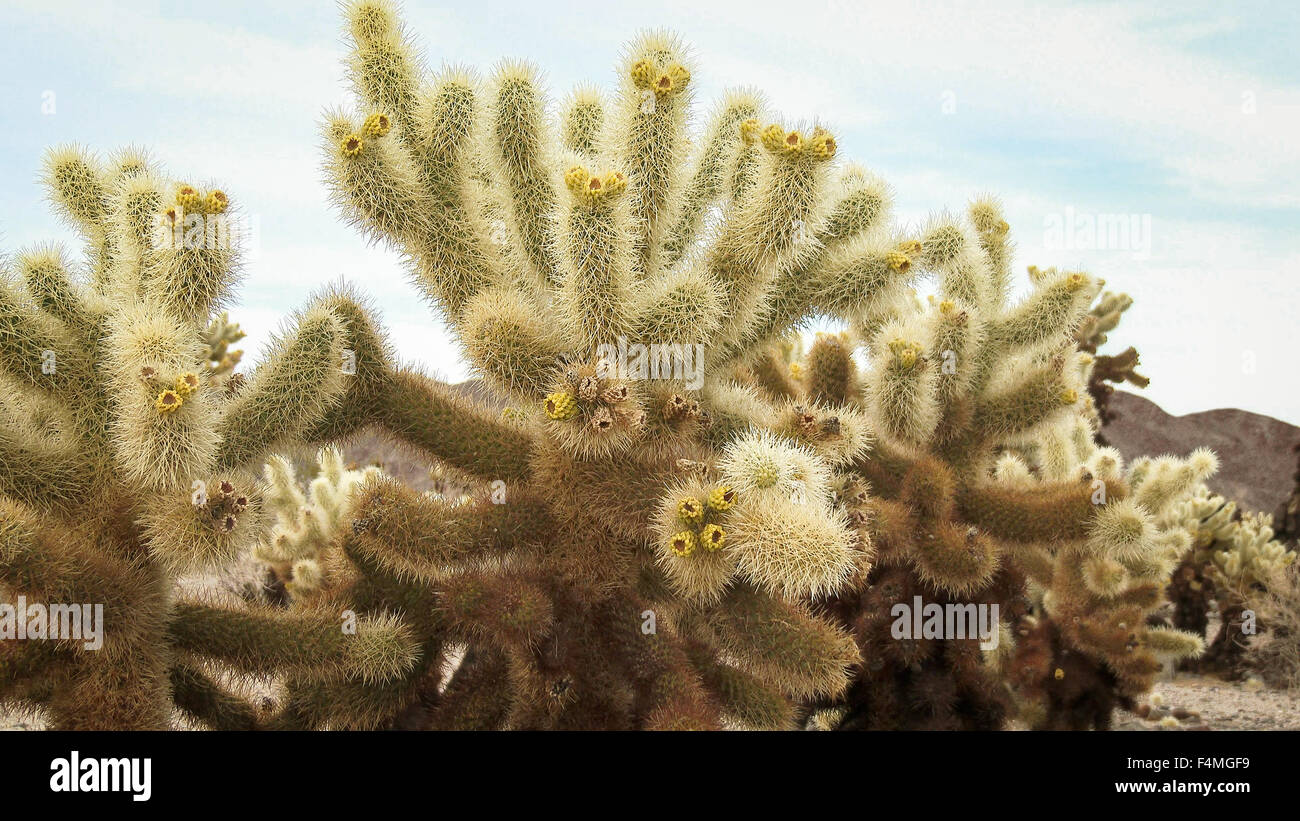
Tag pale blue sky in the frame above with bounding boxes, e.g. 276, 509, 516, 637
2, 0, 1297, 422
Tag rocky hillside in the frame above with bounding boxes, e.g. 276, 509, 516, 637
1105, 390, 1299, 523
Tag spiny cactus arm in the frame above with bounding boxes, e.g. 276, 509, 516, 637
701, 584, 859, 700
660, 90, 763, 268
428, 647, 514, 729
0, 499, 142, 626
617, 32, 695, 276
970, 360, 1081, 444
0, 425, 90, 511
749, 348, 800, 402
555, 163, 636, 350
458, 287, 566, 400
0, 637, 69, 700
324, 109, 433, 253
708, 121, 837, 350
375, 367, 534, 482
919, 217, 991, 313
968, 197, 1013, 308
167, 601, 419, 684
16, 246, 96, 331
169, 661, 261, 730
957, 480, 1123, 543
684, 639, 795, 729
991, 269, 1097, 352
41, 145, 117, 291
301, 286, 397, 443
346, 477, 553, 584
213, 304, 348, 470
488, 62, 562, 288
143, 182, 241, 324
343, 0, 421, 140
438, 569, 554, 649
560, 85, 605, 156
805, 334, 855, 406
0, 279, 94, 398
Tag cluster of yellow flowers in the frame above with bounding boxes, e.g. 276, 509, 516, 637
668, 485, 736, 557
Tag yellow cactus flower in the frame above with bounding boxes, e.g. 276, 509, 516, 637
176, 184, 202, 212
809, 130, 836, 160
204, 190, 229, 214
739, 118, 760, 144
545, 391, 578, 420
760, 123, 786, 152
677, 496, 704, 524
1054, 667, 1065, 681
789, 362, 803, 380
564, 164, 591, 196
781, 130, 805, 155
155, 389, 183, 415
667, 62, 691, 89
174, 372, 200, 398
362, 112, 392, 138
653, 72, 675, 97
938, 299, 956, 316
1066, 272, 1088, 291
888, 338, 923, 369
630, 59, 656, 89
708, 485, 736, 512
603, 171, 627, 197
668, 530, 697, 557
886, 250, 911, 273
700, 523, 727, 551
341, 133, 364, 158
1060, 388, 1078, 405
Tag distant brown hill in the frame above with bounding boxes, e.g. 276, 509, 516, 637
1104, 391, 1299, 519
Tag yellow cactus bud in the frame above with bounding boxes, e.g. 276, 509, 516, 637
155, 389, 183, 415
341, 133, 363, 158
886, 251, 911, 273
808, 129, 836, 160
996, 219, 1010, 235
545, 391, 579, 420
1060, 388, 1078, 405
708, 485, 737, 512
1054, 667, 1065, 681
760, 123, 786, 152
630, 59, 656, 89
700, 523, 727, 551
888, 338, 922, 369
362, 112, 392, 138
781, 130, 805, 155
938, 299, 956, 316
564, 165, 591, 196
176, 184, 202, 212
652, 72, 675, 97
1066, 273, 1087, 291
174, 372, 200, 398
667, 62, 691, 89
204, 190, 229, 214
739, 118, 760, 144
677, 497, 704, 524
899, 239, 923, 256
669, 530, 698, 557
603, 171, 627, 197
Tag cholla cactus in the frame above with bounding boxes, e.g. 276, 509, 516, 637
1163, 483, 1296, 676
1069, 283, 1148, 438
255, 447, 383, 599
0, 146, 418, 729
200, 310, 245, 386
282, 0, 932, 729
759, 226, 1209, 728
